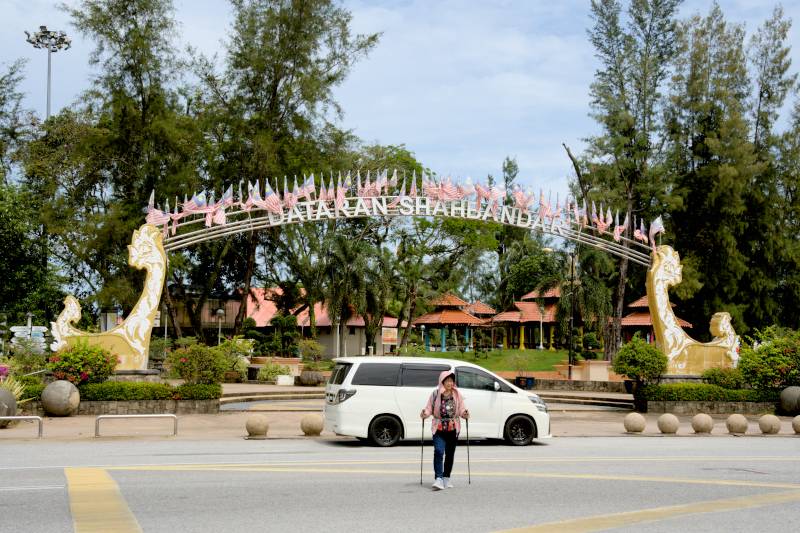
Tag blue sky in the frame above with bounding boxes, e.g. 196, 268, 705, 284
3, 0, 799, 198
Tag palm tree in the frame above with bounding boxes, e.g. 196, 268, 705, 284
323, 231, 368, 357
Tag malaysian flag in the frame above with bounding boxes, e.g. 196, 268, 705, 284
283, 178, 297, 210
389, 176, 406, 208
613, 211, 630, 242
328, 175, 337, 202
649, 216, 664, 251
457, 177, 475, 199
474, 182, 489, 206
409, 171, 418, 198
441, 176, 459, 201
634, 218, 649, 244
219, 185, 234, 207
183, 191, 207, 214
335, 174, 347, 209
318, 179, 327, 202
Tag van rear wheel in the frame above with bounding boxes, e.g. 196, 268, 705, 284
369, 415, 402, 447
504, 415, 535, 446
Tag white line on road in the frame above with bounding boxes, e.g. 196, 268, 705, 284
0, 485, 65, 492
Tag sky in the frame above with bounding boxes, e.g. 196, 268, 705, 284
3, 0, 799, 199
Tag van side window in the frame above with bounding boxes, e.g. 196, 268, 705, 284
401, 364, 450, 387
351, 363, 401, 386
328, 363, 353, 385
456, 366, 503, 391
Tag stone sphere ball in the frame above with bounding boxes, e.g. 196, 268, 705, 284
0, 388, 17, 428
780, 386, 800, 415
623, 412, 646, 433
41, 380, 80, 417
245, 415, 269, 438
726, 413, 748, 434
758, 414, 781, 435
301, 414, 324, 436
793, 415, 800, 434
657, 413, 680, 434
691, 413, 714, 434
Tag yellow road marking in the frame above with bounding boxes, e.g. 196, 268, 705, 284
107, 464, 800, 490
64, 468, 142, 533
496, 490, 800, 532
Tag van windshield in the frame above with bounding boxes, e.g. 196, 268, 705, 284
328, 363, 353, 385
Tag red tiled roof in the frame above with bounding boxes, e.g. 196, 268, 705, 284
621, 311, 692, 329
467, 300, 496, 316
521, 286, 561, 300
412, 308, 484, 326
429, 292, 470, 308
248, 287, 399, 328
490, 302, 557, 324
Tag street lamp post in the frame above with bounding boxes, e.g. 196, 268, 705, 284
567, 247, 578, 380
215, 309, 225, 346
25, 26, 71, 119
537, 299, 545, 350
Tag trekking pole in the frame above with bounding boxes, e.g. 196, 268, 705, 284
420, 418, 424, 485
466, 417, 471, 485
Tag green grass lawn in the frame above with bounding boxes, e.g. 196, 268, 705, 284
411, 348, 569, 372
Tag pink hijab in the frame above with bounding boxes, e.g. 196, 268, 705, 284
422, 370, 467, 434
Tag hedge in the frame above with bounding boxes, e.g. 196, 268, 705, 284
19, 381, 224, 402
640, 383, 780, 402
79, 382, 173, 401
22, 383, 45, 401
172, 383, 223, 400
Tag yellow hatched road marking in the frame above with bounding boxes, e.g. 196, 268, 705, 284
108, 464, 800, 490
64, 468, 142, 533
495, 490, 800, 532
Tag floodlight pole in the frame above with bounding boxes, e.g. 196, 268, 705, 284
25, 26, 71, 119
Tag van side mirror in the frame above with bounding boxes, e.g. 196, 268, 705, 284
493, 381, 501, 392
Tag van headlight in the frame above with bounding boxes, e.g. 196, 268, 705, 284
336, 389, 357, 404
528, 394, 548, 412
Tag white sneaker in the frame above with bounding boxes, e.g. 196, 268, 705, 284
444, 477, 454, 488
432, 478, 444, 491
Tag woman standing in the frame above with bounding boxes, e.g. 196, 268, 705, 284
420, 370, 469, 490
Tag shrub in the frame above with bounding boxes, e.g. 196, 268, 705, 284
166, 344, 227, 385
79, 382, 173, 401
148, 337, 172, 362
397, 344, 426, 357
701, 367, 745, 390
298, 339, 324, 362
7, 341, 49, 375
582, 350, 599, 360
22, 382, 45, 402
738, 326, 800, 391
640, 383, 779, 403
172, 383, 222, 400
214, 336, 253, 380
257, 363, 291, 382
612, 333, 667, 384
47, 342, 117, 385
583, 332, 601, 350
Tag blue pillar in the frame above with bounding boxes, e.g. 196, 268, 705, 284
424, 330, 430, 351
465, 326, 472, 351
441, 327, 447, 352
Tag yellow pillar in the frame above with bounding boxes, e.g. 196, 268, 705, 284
519, 325, 525, 350
503, 327, 508, 350
548, 325, 555, 351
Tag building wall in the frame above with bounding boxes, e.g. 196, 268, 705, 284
313, 326, 393, 358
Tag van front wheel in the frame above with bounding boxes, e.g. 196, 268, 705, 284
369, 415, 402, 447
504, 415, 535, 446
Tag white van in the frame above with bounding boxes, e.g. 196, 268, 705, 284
323, 356, 551, 446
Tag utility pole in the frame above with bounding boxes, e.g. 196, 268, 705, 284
25, 26, 71, 119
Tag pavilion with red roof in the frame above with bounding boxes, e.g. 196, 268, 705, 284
621, 295, 692, 343
489, 288, 560, 350
412, 292, 484, 352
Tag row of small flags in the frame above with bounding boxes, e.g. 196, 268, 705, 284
145, 170, 665, 249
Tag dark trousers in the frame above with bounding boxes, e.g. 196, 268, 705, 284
432, 429, 458, 479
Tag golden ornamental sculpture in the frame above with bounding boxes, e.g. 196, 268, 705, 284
50, 224, 167, 371
647, 245, 740, 374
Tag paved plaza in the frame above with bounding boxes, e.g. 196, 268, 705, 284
1, 417, 799, 532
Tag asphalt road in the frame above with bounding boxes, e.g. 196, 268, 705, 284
1, 436, 799, 532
